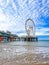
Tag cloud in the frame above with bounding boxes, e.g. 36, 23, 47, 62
0, 0, 9, 8
36, 28, 49, 36
0, 9, 6, 21
0, 0, 49, 37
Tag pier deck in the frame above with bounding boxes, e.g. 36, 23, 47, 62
19, 36, 38, 41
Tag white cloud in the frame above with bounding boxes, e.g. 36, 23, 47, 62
0, 0, 49, 37
0, 0, 9, 8
11, 0, 17, 11
0, 9, 6, 21
36, 28, 49, 36
18, 28, 49, 36
0, 9, 25, 33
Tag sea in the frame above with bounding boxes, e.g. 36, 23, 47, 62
0, 41, 49, 65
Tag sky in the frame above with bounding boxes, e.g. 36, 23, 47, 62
0, 0, 49, 40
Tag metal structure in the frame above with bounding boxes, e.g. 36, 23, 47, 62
25, 18, 35, 37
17, 18, 38, 41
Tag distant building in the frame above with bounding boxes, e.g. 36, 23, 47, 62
0, 33, 3, 42
0, 31, 18, 42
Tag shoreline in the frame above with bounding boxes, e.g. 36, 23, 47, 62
0, 41, 49, 65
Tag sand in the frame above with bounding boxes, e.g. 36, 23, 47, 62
0, 42, 49, 65
0, 53, 49, 65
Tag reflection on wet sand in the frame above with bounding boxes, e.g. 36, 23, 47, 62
0, 41, 49, 65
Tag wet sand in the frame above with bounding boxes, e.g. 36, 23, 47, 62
0, 53, 49, 65
0, 41, 49, 65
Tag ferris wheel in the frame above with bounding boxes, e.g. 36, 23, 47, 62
25, 18, 35, 37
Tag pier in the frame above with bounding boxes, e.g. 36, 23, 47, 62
19, 36, 38, 41
20, 18, 38, 41
0, 31, 18, 42
0, 19, 38, 42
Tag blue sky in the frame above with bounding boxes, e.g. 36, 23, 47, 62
0, 0, 49, 40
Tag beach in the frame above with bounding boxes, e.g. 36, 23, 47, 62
0, 41, 49, 65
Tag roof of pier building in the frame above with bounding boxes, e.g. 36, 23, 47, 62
0, 31, 18, 38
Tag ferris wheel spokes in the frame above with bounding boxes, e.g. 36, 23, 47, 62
25, 18, 35, 37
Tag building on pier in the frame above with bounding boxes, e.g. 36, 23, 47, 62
0, 31, 18, 42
